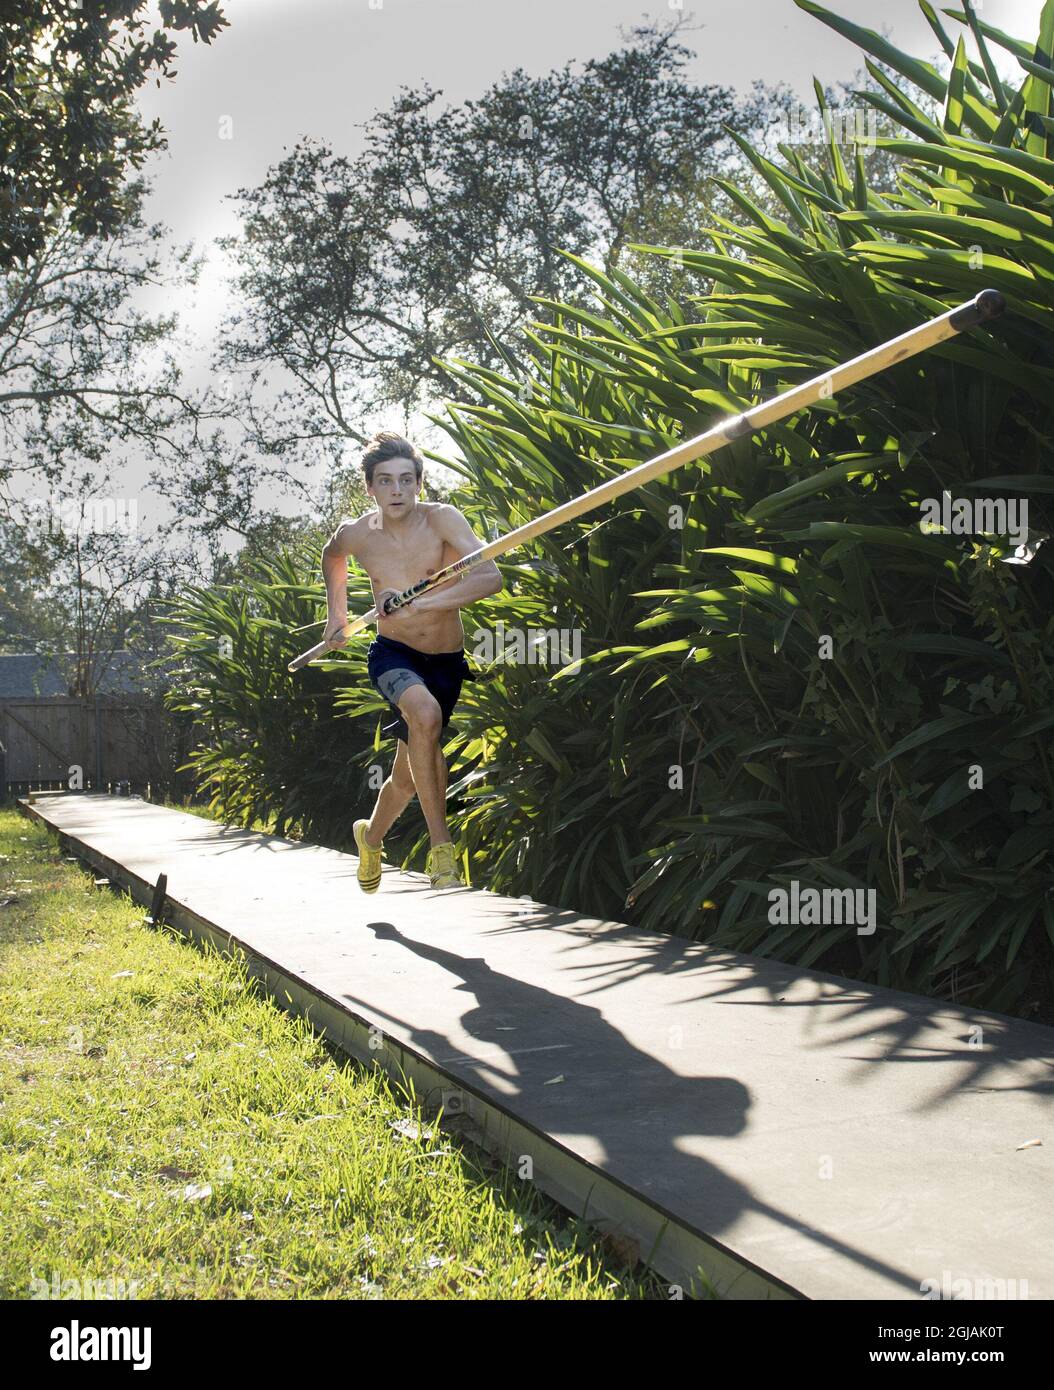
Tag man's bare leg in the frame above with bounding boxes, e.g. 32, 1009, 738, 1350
364, 739, 416, 848
434, 740, 448, 808
398, 685, 452, 846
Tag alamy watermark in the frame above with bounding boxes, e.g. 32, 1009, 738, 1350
920, 1270, 1028, 1301
31, 1271, 142, 1299
919, 492, 1028, 549
471, 620, 581, 666
774, 103, 879, 147
768, 880, 876, 935
49, 1319, 151, 1369
20, 494, 139, 541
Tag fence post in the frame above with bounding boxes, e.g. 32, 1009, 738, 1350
94, 697, 103, 792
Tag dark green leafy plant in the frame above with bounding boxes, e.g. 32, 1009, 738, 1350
159, 545, 379, 844
167, 1, 1054, 1016
424, 0, 1054, 1013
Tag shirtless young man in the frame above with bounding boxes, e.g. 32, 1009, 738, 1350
321, 431, 502, 891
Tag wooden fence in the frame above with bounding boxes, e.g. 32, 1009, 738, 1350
0, 696, 191, 796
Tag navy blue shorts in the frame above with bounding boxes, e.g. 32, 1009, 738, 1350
366, 634, 470, 744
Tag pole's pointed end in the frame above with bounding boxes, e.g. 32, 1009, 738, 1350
975, 288, 1006, 321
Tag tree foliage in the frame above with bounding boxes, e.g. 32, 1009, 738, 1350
0, 0, 228, 267
217, 21, 783, 455
0, 180, 219, 498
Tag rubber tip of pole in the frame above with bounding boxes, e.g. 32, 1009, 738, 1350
975, 288, 1006, 320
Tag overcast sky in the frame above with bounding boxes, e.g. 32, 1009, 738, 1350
125, 0, 1041, 531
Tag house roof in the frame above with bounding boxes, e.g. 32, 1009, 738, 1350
0, 652, 149, 699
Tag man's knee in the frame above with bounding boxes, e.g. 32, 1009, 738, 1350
403, 693, 443, 738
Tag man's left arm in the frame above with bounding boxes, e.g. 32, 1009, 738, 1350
411, 506, 503, 612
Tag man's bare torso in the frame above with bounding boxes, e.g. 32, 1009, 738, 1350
348, 501, 464, 652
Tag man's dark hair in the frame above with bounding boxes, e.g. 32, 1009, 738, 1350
361, 431, 424, 487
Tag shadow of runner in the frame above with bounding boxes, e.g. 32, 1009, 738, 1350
346, 918, 922, 1296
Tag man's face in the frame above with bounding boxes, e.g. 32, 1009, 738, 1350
369, 456, 421, 518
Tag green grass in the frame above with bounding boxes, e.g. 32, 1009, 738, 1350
0, 807, 683, 1300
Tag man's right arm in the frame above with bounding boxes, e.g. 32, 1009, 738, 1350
320, 520, 358, 645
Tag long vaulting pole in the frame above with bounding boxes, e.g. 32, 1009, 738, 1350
288, 288, 1006, 672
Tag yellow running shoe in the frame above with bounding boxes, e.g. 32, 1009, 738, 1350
426, 840, 461, 889
354, 819, 382, 893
